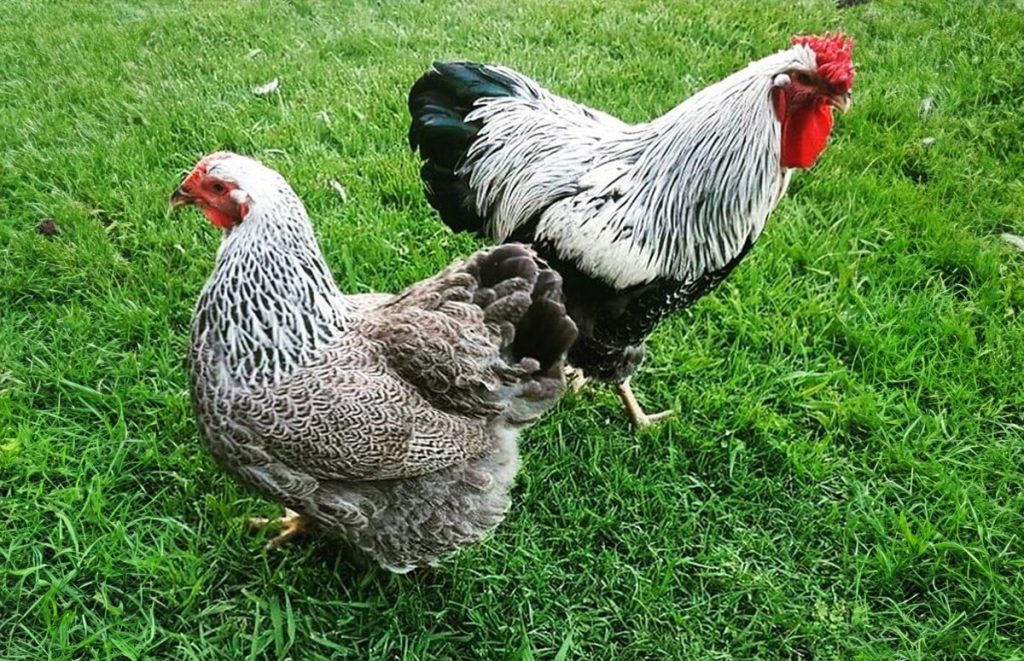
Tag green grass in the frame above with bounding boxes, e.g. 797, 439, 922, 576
2, 0, 1023, 657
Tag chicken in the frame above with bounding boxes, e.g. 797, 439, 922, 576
408, 34, 855, 427
171, 152, 577, 572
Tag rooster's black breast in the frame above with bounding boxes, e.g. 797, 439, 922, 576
523, 234, 755, 383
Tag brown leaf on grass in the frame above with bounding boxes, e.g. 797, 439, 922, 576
37, 218, 60, 236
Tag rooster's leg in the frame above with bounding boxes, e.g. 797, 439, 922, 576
246, 508, 308, 551
565, 364, 590, 394
616, 378, 674, 428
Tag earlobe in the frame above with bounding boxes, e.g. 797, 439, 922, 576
772, 86, 788, 122
230, 189, 252, 219
229, 188, 250, 205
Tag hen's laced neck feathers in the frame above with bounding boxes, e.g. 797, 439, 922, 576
191, 156, 351, 384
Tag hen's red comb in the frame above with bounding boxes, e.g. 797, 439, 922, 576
183, 152, 233, 188
792, 33, 855, 93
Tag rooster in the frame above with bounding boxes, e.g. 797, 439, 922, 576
171, 152, 577, 572
408, 34, 855, 427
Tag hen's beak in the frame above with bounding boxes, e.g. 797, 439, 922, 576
831, 92, 852, 113
170, 186, 195, 210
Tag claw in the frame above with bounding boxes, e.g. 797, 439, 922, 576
246, 508, 308, 551
565, 365, 590, 394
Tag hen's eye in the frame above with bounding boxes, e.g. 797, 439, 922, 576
210, 181, 226, 194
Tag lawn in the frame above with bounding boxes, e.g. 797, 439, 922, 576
2, 0, 1023, 657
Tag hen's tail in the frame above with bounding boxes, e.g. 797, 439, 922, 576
471, 243, 577, 377
408, 62, 536, 236
474, 244, 578, 427
373, 243, 577, 423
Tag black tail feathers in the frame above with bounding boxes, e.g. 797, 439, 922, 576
408, 62, 524, 236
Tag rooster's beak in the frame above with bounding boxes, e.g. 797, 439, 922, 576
831, 92, 852, 113
170, 186, 195, 210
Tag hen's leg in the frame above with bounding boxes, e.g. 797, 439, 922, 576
246, 508, 308, 551
616, 378, 674, 428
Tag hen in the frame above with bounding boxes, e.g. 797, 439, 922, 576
409, 34, 855, 427
171, 152, 577, 572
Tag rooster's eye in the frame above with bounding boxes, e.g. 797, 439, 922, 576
210, 181, 226, 194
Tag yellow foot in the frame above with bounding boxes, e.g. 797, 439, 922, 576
616, 379, 674, 429
565, 365, 590, 394
246, 508, 308, 551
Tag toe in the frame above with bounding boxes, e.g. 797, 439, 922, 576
647, 410, 674, 423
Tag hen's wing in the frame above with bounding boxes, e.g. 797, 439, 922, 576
234, 244, 576, 483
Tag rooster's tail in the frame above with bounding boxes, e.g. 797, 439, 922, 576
408, 62, 536, 236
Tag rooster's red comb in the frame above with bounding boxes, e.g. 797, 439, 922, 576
792, 33, 855, 94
